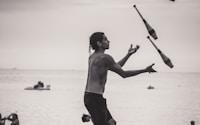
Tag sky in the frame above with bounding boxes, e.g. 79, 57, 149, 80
0, 0, 200, 72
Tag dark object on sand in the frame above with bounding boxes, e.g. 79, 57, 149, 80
82, 114, 91, 122
24, 85, 51, 90
33, 81, 44, 89
147, 85, 155, 89
24, 81, 51, 90
191, 121, 195, 125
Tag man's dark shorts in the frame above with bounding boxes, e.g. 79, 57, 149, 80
84, 92, 113, 125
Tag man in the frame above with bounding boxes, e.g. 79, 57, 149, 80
84, 32, 156, 125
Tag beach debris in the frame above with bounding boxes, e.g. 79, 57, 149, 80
147, 85, 155, 90
191, 121, 195, 125
82, 114, 91, 122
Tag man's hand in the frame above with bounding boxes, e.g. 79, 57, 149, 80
128, 44, 140, 56
146, 63, 157, 73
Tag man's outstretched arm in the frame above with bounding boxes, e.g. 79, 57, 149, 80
118, 44, 139, 67
107, 54, 156, 78
110, 62, 157, 78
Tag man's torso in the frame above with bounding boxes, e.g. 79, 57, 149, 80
85, 52, 110, 94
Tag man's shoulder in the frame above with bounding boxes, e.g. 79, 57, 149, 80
90, 53, 112, 59
89, 53, 115, 64
100, 53, 114, 61
102, 53, 112, 58
100, 54, 116, 66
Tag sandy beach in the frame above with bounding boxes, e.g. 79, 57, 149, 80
0, 69, 200, 125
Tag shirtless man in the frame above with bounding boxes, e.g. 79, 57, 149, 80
84, 32, 156, 125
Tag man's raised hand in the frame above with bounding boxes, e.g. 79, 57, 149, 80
128, 44, 140, 56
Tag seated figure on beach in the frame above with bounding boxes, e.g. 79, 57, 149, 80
33, 81, 44, 89
0, 113, 6, 125
7, 113, 19, 125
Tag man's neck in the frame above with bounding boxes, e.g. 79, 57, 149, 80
95, 48, 105, 53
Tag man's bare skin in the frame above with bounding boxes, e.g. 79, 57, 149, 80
84, 32, 156, 125
85, 34, 156, 95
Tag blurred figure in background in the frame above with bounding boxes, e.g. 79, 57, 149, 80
7, 113, 19, 125
0, 113, 6, 125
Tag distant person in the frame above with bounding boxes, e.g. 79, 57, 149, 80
0, 113, 6, 125
84, 32, 157, 125
7, 113, 19, 125
33, 81, 44, 89
38, 81, 44, 87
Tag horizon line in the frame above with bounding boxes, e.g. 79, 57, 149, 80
0, 68, 199, 74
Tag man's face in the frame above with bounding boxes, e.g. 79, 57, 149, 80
101, 35, 110, 49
